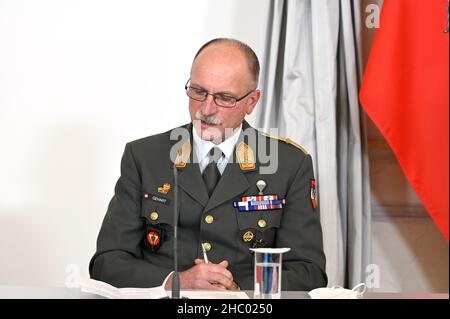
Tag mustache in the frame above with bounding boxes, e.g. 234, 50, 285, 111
195, 111, 222, 125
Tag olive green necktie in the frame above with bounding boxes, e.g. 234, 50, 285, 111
202, 147, 223, 197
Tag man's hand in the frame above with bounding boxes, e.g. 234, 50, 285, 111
164, 259, 239, 291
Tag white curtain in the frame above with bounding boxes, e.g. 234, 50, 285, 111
255, 0, 371, 287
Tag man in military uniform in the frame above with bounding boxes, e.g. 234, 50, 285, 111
89, 38, 327, 291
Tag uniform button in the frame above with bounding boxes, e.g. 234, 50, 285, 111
150, 211, 159, 221
203, 242, 212, 251
258, 219, 267, 228
205, 215, 214, 224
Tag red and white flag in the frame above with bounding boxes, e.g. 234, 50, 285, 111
360, 0, 449, 239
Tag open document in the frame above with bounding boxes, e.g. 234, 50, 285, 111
81, 279, 249, 299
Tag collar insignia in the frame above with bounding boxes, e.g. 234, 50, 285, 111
174, 140, 191, 168
236, 141, 256, 171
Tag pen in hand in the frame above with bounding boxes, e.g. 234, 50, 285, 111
201, 243, 209, 264
200, 244, 238, 290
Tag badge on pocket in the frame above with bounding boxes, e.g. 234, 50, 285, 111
144, 225, 164, 253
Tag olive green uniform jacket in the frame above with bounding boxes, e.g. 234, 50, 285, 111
89, 121, 327, 290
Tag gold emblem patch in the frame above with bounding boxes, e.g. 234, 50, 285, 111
157, 183, 171, 194
242, 231, 255, 242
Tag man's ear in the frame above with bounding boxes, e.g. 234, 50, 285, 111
246, 90, 261, 115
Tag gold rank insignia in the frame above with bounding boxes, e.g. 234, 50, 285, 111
157, 183, 171, 194
174, 140, 191, 168
236, 141, 256, 170
260, 132, 309, 155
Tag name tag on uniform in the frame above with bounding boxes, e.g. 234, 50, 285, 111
144, 193, 171, 206
233, 195, 286, 212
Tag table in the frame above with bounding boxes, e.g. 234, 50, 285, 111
0, 286, 448, 299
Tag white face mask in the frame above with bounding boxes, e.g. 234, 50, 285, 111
308, 283, 367, 299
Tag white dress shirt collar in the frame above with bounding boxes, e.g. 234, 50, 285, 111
192, 124, 242, 173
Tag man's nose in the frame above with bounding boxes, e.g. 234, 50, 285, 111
201, 94, 218, 116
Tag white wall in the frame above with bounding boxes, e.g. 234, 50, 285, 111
0, 0, 268, 287
372, 217, 449, 293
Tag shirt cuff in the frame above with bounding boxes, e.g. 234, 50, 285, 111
161, 271, 174, 289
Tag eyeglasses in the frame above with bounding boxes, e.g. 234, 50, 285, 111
184, 78, 255, 108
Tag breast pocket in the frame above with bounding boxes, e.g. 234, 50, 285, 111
236, 210, 282, 249
141, 200, 174, 253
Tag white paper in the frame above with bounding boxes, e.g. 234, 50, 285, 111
80, 279, 249, 299
181, 290, 249, 299
80, 279, 167, 299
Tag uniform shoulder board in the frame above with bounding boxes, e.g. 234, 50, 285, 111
260, 132, 309, 155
